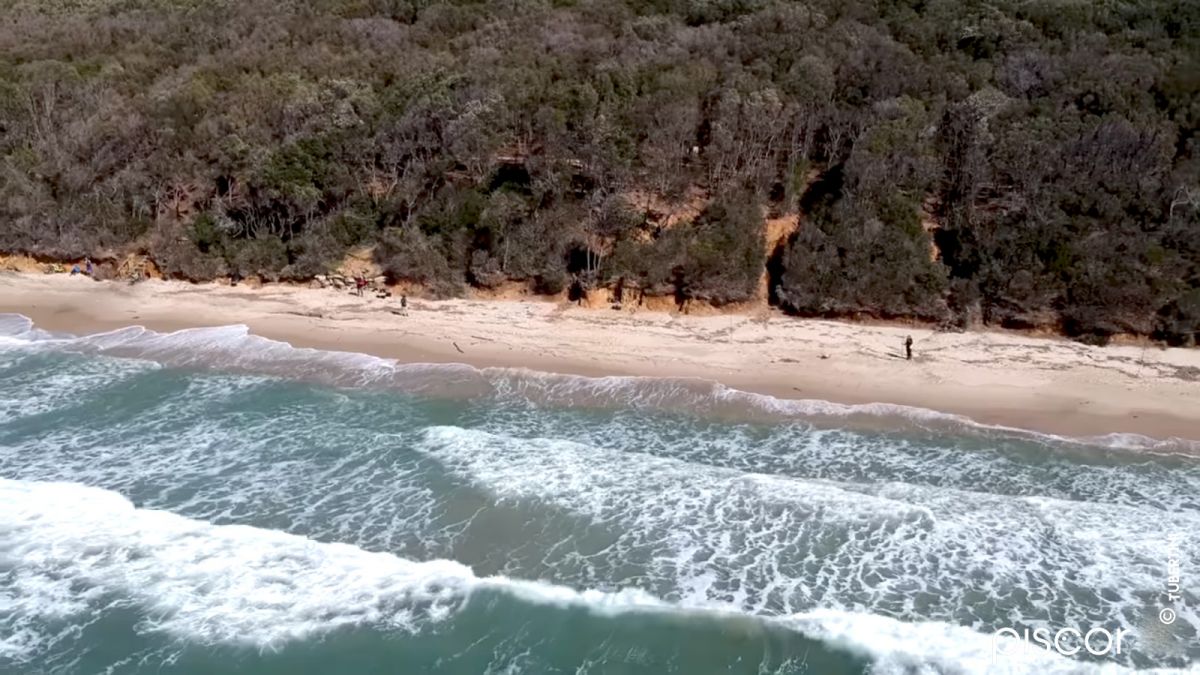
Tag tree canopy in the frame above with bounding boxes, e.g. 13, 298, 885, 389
0, 0, 1197, 343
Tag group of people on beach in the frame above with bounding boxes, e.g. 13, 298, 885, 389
348, 273, 408, 314
69, 258, 93, 277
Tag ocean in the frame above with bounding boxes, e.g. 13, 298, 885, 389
0, 313, 1197, 674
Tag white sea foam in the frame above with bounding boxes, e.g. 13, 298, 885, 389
4, 478, 1189, 674
11, 411, 1190, 665
413, 425, 1200, 662
2, 312, 1195, 453
0, 478, 665, 663
0, 384, 442, 559
4, 313, 1197, 672
0, 478, 476, 650
0, 353, 154, 422
502, 413, 1200, 513
0, 314, 53, 341
0, 315, 486, 401
787, 609, 1151, 675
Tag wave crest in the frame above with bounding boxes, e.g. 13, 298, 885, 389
3, 478, 1169, 674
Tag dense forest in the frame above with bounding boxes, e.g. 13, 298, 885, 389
0, 0, 1197, 343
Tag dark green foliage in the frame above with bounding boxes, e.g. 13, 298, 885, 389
375, 226, 463, 297
261, 139, 336, 210
499, 202, 580, 288
607, 193, 763, 304
227, 237, 289, 280
0, 0, 1196, 341
150, 224, 227, 281
1157, 288, 1200, 346
283, 227, 343, 280
778, 200, 948, 320
677, 193, 765, 304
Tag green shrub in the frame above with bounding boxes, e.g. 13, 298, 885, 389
226, 236, 288, 280
375, 226, 463, 296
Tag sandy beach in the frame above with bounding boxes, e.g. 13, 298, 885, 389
1, 271, 1197, 440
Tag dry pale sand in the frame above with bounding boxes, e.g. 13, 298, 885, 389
2, 271, 1198, 440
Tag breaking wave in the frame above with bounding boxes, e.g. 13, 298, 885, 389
410, 425, 1200, 665
4, 478, 1185, 674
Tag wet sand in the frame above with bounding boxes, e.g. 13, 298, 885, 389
2, 272, 1198, 440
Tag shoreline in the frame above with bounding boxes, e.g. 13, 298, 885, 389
2, 271, 1198, 440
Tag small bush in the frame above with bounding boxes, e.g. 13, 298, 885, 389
150, 226, 227, 280
375, 226, 463, 296
226, 236, 288, 280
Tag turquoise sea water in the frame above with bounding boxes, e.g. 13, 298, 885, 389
0, 313, 1197, 674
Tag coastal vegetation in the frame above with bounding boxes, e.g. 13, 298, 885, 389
0, 0, 1197, 344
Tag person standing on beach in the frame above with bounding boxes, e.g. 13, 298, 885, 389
905, 335, 913, 360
